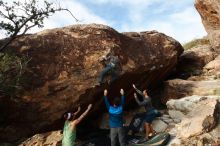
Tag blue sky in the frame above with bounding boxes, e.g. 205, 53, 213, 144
1, 0, 207, 44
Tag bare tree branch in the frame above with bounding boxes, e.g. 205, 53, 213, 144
0, 11, 16, 25
21, 24, 36, 35
0, 0, 78, 52
60, 8, 79, 22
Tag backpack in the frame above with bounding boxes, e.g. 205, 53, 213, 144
128, 113, 145, 133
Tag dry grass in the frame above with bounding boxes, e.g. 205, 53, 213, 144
183, 37, 210, 50
214, 88, 220, 95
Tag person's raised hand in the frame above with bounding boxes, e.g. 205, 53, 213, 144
76, 106, 81, 113
87, 104, 92, 110
104, 89, 108, 96
120, 89, 124, 95
134, 93, 137, 98
132, 84, 136, 89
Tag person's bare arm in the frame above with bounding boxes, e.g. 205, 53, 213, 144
73, 104, 92, 125
73, 106, 81, 116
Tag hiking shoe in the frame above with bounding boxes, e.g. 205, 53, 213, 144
149, 131, 157, 138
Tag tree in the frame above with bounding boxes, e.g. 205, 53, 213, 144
0, 52, 30, 97
0, 0, 77, 97
0, 0, 77, 51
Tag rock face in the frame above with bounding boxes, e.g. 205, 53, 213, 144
176, 99, 217, 138
204, 55, 220, 78
175, 44, 217, 79
167, 96, 219, 146
166, 95, 219, 119
19, 131, 62, 146
160, 79, 220, 103
152, 119, 168, 133
157, 42, 219, 103
0, 24, 183, 142
195, 0, 220, 52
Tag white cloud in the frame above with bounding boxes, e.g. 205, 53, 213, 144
119, 19, 148, 32
168, 7, 207, 43
170, 7, 200, 24
0, 0, 110, 38
0, 0, 207, 44
89, 0, 160, 6
29, 0, 109, 34
114, 0, 207, 44
145, 20, 206, 44
147, 22, 175, 35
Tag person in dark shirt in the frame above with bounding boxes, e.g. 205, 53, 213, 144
98, 53, 121, 84
132, 84, 160, 142
103, 88, 126, 146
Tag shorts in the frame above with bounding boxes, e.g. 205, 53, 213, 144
144, 109, 160, 123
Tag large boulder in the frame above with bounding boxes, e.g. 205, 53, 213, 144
151, 119, 168, 133
204, 55, 220, 78
174, 44, 217, 79
19, 131, 62, 146
167, 96, 219, 146
166, 95, 219, 119
0, 24, 183, 142
195, 0, 220, 52
160, 79, 220, 103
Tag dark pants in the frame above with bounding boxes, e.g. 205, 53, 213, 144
110, 127, 126, 146
99, 65, 118, 84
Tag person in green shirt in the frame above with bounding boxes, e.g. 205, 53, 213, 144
62, 104, 92, 146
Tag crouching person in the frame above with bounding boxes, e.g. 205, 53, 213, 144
103, 89, 126, 146
62, 104, 92, 146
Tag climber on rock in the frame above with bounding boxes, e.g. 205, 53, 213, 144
132, 84, 160, 143
103, 88, 126, 146
62, 104, 92, 146
98, 52, 122, 85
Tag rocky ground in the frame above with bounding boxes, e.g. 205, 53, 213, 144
160, 0, 220, 144
166, 96, 219, 146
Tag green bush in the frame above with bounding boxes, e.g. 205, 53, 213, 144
213, 88, 220, 95
183, 38, 210, 50
0, 52, 30, 97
